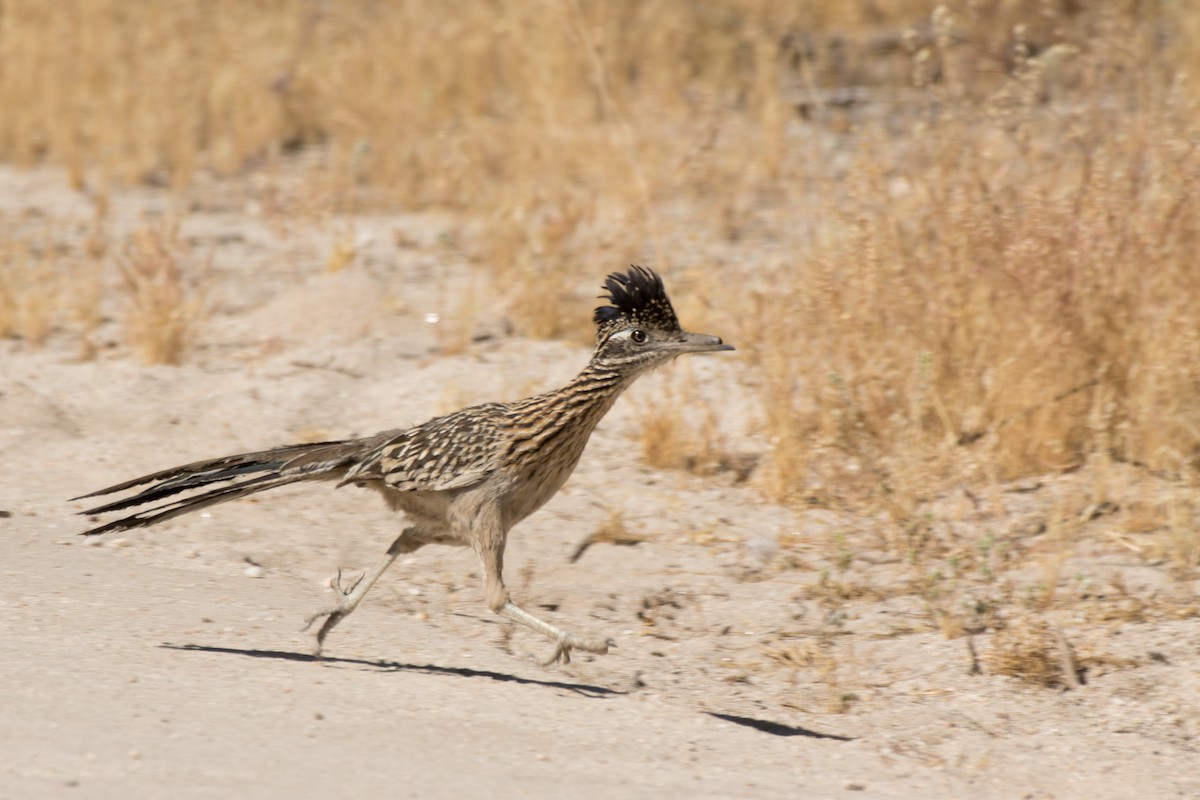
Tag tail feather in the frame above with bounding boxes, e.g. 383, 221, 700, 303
76, 439, 371, 536
81, 474, 299, 536
71, 441, 356, 502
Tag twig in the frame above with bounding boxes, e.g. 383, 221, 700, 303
959, 377, 1101, 446
965, 631, 982, 676
1052, 625, 1082, 690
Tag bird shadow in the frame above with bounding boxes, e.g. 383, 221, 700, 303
160, 643, 621, 698
706, 712, 854, 741
161, 645, 853, 736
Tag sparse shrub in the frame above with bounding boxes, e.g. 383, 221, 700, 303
115, 218, 204, 365
985, 614, 1069, 687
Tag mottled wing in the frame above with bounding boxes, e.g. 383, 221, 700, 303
340, 404, 506, 492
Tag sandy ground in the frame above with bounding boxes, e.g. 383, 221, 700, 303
2, 166, 1199, 798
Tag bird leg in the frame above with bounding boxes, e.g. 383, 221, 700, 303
498, 601, 612, 666
475, 540, 610, 666
303, 528, 423, 654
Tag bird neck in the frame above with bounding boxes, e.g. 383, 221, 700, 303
589, 351, 641, 386
544, 360, 632, 429
503, 361, 633, 464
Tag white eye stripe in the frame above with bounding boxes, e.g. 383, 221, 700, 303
604, 328, 651, 348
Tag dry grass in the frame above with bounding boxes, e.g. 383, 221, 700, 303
984, 613, 1145, 688
731, 7, 1200, 527
2, 2, 1199, 632
115, 218, 205, 365
0, 225, 56, 346
569, 509, 647, 563
984, 614, 1075, 687
633, 367, 733, 477
0, 212, 104, 355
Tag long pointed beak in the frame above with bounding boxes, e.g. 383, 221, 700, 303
675, 332, 735, 354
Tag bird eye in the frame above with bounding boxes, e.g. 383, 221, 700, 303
630, 329, 648, 344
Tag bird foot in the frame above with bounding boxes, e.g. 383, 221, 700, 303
537, 633, 614, 667
300, 605, 347, 655
329, 567, 364, 596
300, 569, 365, 655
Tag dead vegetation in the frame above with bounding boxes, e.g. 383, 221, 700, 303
115, 217, 206, 365
4, 1, 1197, 482
570, 509, 647, 564
2, 1, 1199, 692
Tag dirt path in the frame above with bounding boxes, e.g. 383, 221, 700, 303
2, 526, 881, 799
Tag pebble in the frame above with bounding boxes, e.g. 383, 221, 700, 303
744, 536, 780, 564
244, 565, 264, 579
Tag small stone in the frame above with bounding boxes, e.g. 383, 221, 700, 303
244, 565, 264, 579
744, 536, 780, 565
112, 538, 132, 548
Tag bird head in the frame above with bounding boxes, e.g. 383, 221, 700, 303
591, 266, 733, 372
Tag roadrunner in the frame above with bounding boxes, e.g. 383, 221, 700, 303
75, 266, 733, 665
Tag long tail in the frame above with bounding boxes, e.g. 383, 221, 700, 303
73, 439, 374, 536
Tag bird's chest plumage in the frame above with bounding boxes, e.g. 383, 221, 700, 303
488, 371, 629, 528
501, 427, 593, 525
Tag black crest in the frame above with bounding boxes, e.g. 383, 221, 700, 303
593, 266, 681, 340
